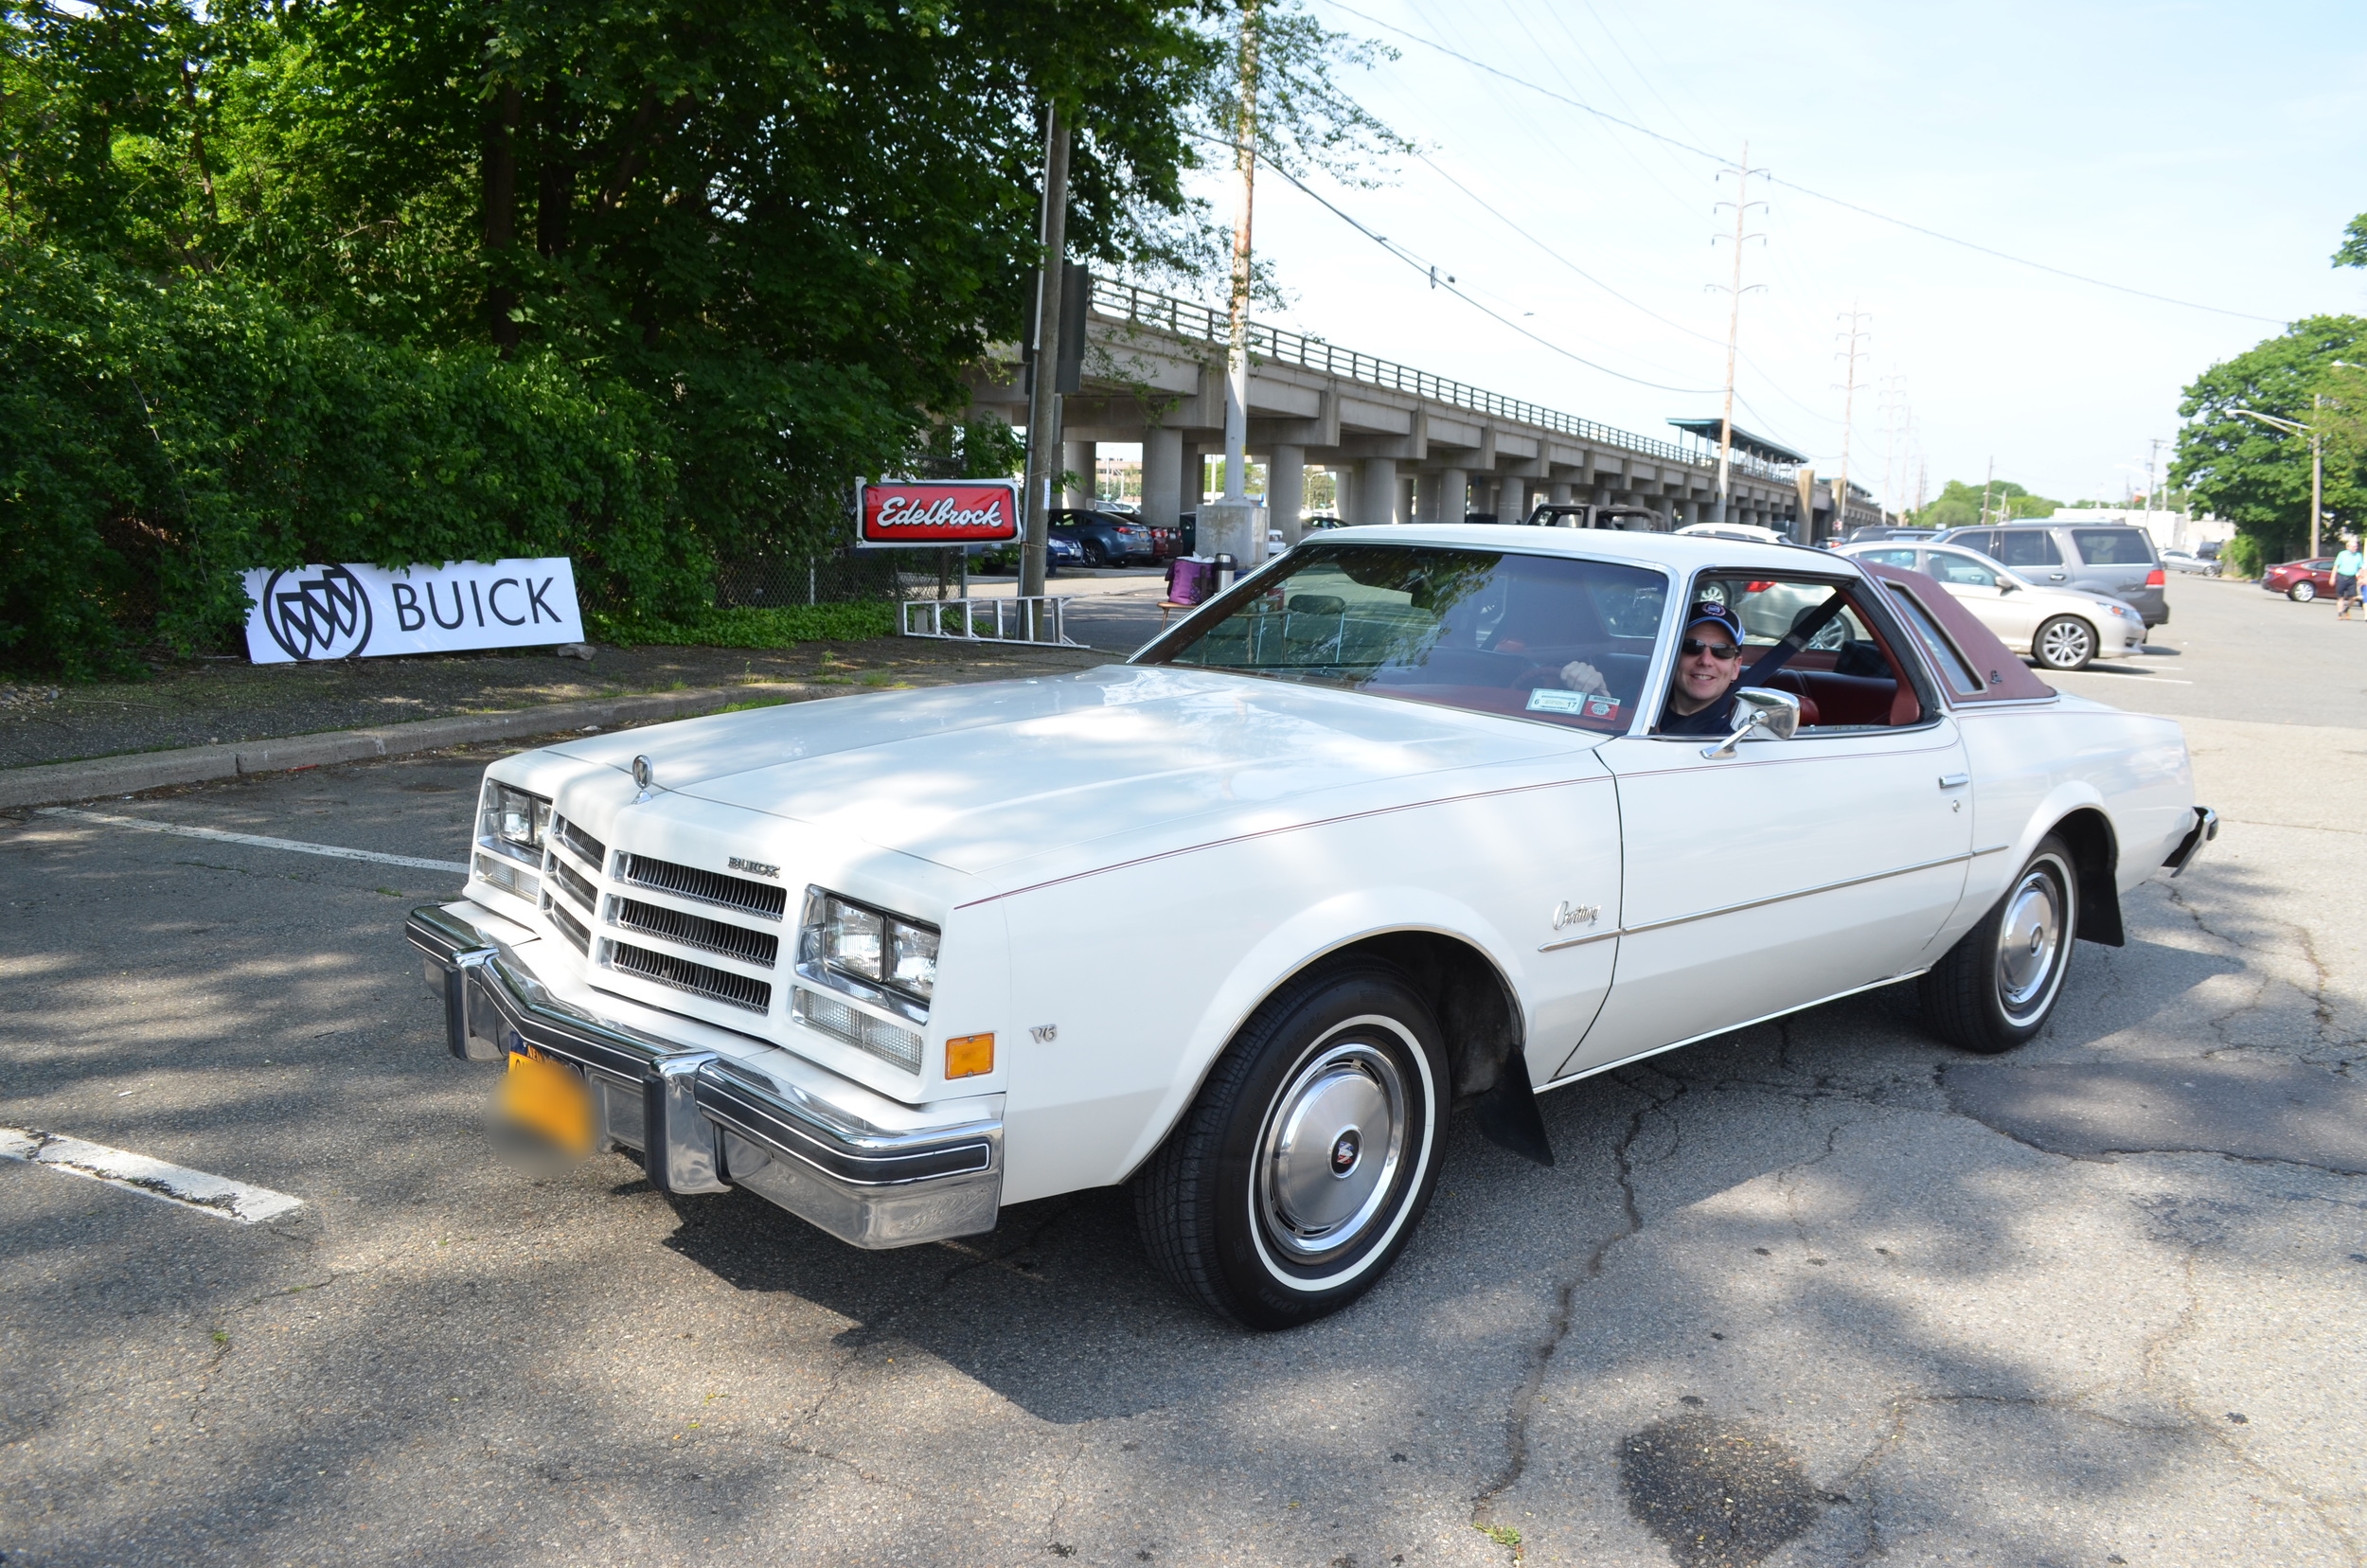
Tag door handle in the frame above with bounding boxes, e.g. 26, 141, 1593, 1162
1938, 774, 1969, 790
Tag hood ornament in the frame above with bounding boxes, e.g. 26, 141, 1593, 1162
631, 754, 655, 802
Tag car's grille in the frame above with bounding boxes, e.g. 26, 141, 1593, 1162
617, 853, 786, 920
605, 939, 772, 1013
547, 854, 598, 915
551, 815, 606, 871
612, 897, 778, 968
549, 900, 592, 954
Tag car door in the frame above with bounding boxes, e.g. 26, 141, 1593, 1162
1552, 571, 1973, 1083
1992, 528, 2069, 585
1919, 547, 2038, 648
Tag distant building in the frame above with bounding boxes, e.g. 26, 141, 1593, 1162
2044, 508, 2232, 553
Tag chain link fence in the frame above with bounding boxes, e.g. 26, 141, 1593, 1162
711, 547, 984, 610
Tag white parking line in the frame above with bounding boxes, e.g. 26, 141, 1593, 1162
0, 1127, 304, 1223
37, 807, 468, 874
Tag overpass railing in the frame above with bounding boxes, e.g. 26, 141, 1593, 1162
1090, 278, 1794, 484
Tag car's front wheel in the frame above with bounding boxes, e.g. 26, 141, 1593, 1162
2033, 616, 2097, 670
2289, 580, 2317, 602
1919, 835, 2079, 1054
1134, 962, 1447, 1329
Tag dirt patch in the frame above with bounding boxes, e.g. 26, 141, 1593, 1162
1, 639, 1110, 772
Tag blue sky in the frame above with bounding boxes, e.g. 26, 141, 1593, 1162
1185, 0, 2367, 507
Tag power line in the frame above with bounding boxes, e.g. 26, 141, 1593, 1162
1321, 0, 2291, 327
1250, 151, 1724, 394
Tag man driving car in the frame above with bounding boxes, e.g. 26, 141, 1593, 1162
1558, 600, 1749, 736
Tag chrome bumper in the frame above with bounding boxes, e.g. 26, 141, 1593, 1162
405, 904, 1002, 1249
2163, 806, 2219, 878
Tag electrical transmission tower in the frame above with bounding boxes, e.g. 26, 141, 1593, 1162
1832, 303, 1871, 539
1708, 144, 1769, 525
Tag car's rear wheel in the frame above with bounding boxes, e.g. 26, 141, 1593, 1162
2033, 616, 2096, 670
1134, 962, 1447, 1329
1081, 540, 1108, 567
1920, 835, 2079, 1054
2289, 580, 2317, 602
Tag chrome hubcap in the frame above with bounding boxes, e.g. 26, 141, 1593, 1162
1257, 1042, 1408, 1261
2041, 623, 2090, 665
1996, 868, 2062, 1013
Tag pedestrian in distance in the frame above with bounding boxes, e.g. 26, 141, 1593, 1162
2336, 534, 2364, 620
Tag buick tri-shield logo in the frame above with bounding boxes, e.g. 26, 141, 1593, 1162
259, 566, 374, 660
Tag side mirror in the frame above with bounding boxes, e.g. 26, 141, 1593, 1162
1701, 686, 1802, 759
1996, 579, 2019, 594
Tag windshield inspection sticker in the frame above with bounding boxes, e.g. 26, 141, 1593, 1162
1527, 688, 1622, 721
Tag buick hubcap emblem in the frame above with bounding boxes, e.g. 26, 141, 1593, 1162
1330, 1130, 1361, 1176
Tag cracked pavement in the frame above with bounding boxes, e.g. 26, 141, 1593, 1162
3, 578, 2362, 1566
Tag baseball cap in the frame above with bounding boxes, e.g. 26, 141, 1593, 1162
1683, 600, 1743, 642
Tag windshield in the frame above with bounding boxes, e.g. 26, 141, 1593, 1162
1139, 543, 1668, 733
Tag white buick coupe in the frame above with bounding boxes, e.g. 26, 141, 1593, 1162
411, 526, 2215, 1327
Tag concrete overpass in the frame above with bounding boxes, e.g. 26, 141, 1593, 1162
966, 278, 1806, 539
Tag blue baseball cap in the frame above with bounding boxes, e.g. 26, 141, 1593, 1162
1683, 600, 1743, 642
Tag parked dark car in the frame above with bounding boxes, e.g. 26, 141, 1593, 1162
1050, 508, 1157, 565
2262, 558, 2338, 601
1931, 522, 2168, 627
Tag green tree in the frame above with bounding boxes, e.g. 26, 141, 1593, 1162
1909, 478, 2058, 530
2171, 315, 2367, 561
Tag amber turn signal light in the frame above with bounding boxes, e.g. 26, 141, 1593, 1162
945, 1032, 995, 1078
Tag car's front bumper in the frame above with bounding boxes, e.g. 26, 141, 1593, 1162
406, 902, 1003, 1249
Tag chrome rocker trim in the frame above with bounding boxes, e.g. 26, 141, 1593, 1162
2163, 806, 2219, 878
405, 904, 1003, 1249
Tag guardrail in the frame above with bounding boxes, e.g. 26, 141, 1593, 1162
900, 596, 1081, 647
1089, 277, 1794, 484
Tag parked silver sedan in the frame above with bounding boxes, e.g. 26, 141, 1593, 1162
1840, 542, 2147, 671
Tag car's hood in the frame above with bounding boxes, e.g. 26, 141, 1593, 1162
543, 665, 1599, 875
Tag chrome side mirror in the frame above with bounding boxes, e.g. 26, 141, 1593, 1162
1701, 686, 1802, 759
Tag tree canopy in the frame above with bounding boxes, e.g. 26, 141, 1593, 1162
1909, 478, 2059, 530
4, 0, 1396, 670
2170, 314, 2367, 561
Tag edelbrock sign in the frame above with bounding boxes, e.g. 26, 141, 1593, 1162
240, 559, 585, 664
855, 480, 1020, 547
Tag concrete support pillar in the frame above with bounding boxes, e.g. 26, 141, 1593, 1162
1423, 468, 1468, 524
1141, 428, 1185, 529
1268, 444, 1307, 543
1061, 441, 1095, 508
1335, 466, 1355, 525
1352, 457, 1397, 526
1549, 481, 1575, 507
1180, 445, 1203, 511
1399, 474, 1416, 525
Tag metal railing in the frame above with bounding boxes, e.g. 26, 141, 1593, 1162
900, 596, 1081, 647
1089, 278, 1795, 484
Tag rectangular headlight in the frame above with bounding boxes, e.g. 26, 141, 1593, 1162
797, 887, 938, 1025
479, 781, 550, 864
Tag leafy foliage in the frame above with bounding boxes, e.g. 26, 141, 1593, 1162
2171, 315, 2367, 561
1, 237, 685, 673
2336, 213, 2367, 271
1909, 478, 2059, 530
589, 602, 895, 648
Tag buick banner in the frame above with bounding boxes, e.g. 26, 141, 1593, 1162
240, 559, 585, 664
856, 480, 1021, 547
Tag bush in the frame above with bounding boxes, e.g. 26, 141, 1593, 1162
2219, 533, 2267, 579
1, 240, 698, 675
589, 603, 897, 647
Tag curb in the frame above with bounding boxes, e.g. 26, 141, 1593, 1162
0, 683, 823, 811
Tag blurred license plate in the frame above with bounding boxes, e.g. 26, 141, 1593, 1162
501, 1046, 593, 1155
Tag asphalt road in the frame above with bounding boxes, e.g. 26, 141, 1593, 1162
2045, 571, 2367, 727
3, 582, 2363, 1568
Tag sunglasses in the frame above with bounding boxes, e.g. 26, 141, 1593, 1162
1680, 638, 1743, 662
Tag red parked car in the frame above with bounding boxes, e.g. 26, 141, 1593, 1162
2262, 558, 2338, 601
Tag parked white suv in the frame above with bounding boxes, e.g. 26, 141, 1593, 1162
1841, 542, 2146, 670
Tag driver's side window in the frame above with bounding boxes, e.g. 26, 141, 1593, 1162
1928, 552, 1999, 588
1687, 575, 1925, 730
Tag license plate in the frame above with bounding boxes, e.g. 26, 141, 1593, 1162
501, 1045, 593, 1155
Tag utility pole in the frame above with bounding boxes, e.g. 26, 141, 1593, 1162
1916, 455, 1929, 514
1222, 0, 1260, 504
1980, 456, 1996, 526
1832, 302, 1869, 542
2146, 436, 2166, 514
2311, 392, 2323, 557
1878, 370, 1906, 521
1019, 107, 1072, 602
1199, 0, 1268, 566
1709, 143, 1767, 526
